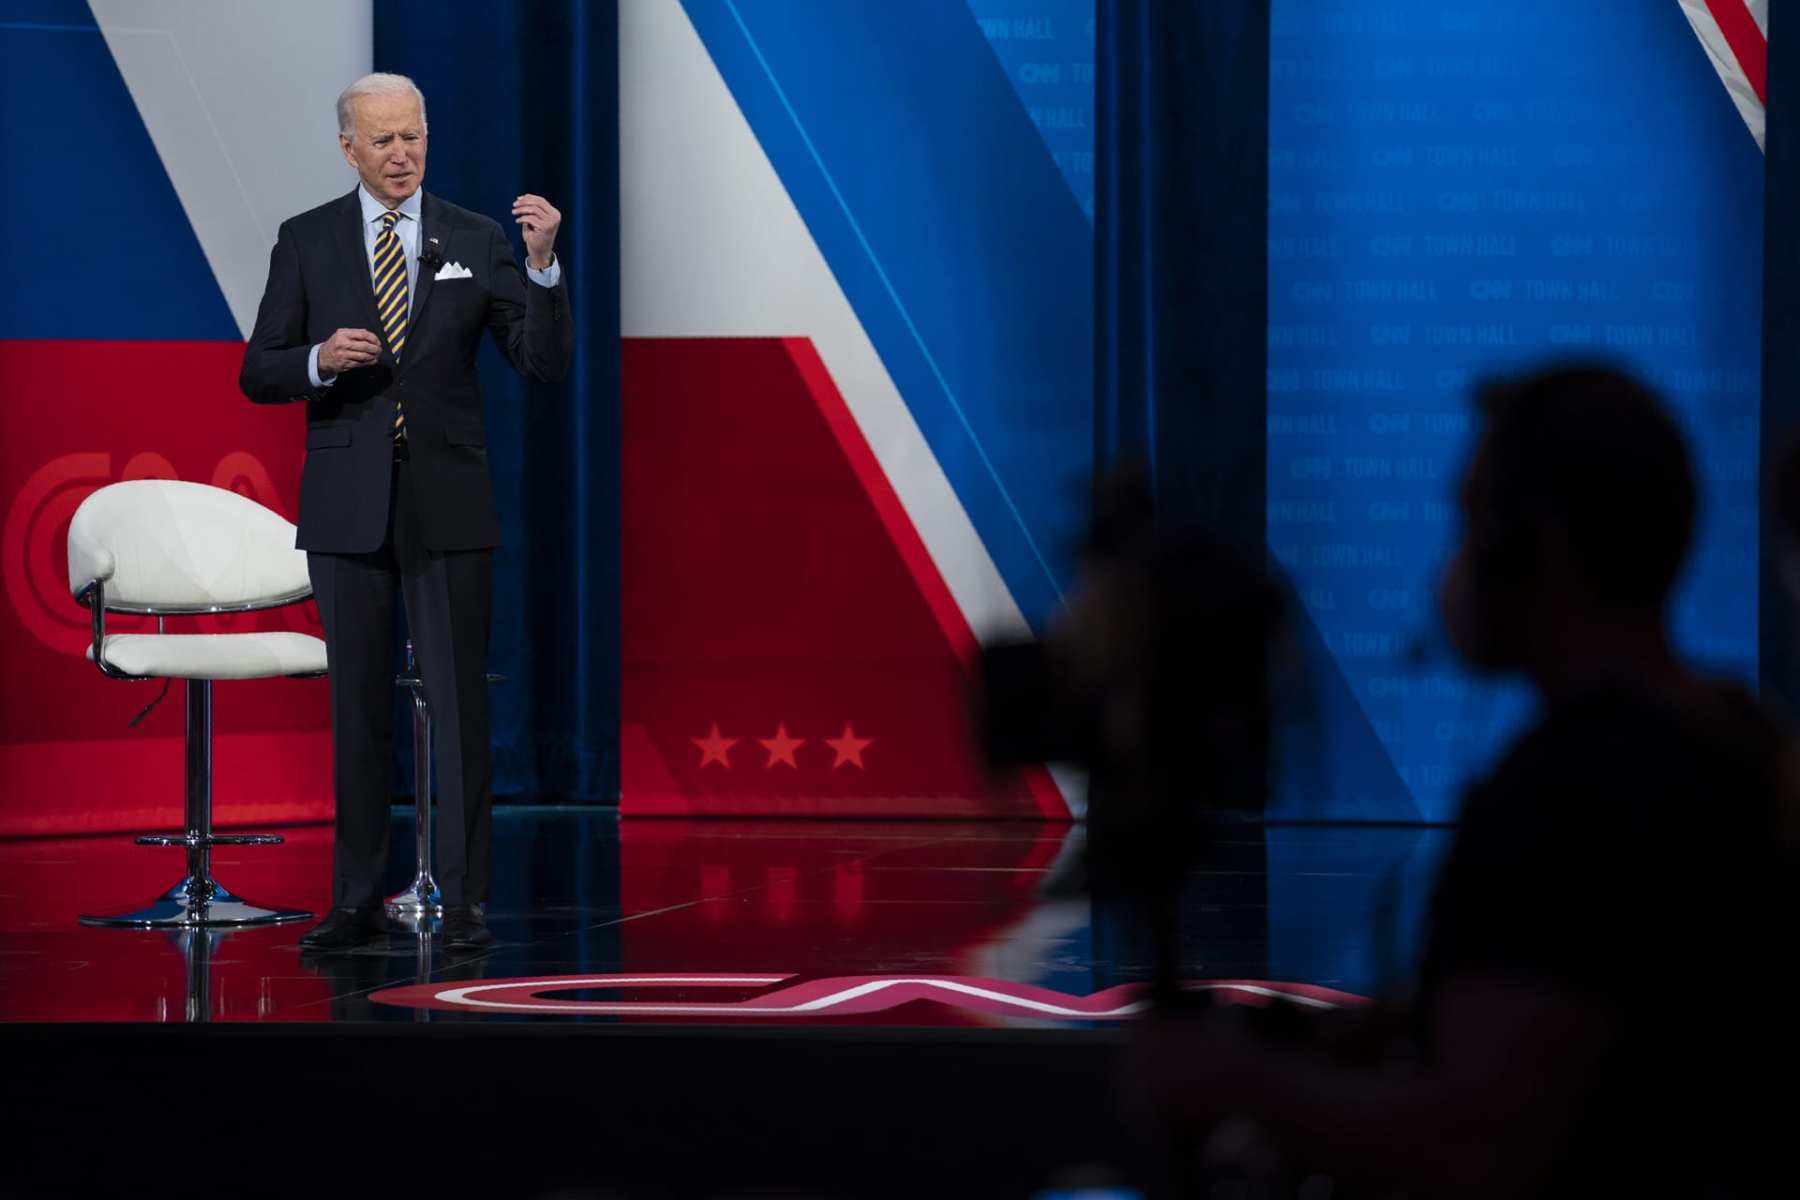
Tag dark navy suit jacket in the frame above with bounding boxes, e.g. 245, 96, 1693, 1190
239, 187, 573, 553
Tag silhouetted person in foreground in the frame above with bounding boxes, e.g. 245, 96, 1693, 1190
980, 462, 1284, 998
1126, 366, 1797, 1197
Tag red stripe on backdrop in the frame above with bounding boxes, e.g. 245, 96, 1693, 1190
1705, 0, 1768, 103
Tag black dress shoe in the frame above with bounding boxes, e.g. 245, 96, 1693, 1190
299, 907, 390, 951
442, 905, 493, 951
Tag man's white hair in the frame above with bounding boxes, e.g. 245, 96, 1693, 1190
336, 72, 428, 140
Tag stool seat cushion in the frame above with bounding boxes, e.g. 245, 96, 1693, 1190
89, 632, 327, 680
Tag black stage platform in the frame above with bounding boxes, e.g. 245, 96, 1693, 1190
0, 812, 1448, 1197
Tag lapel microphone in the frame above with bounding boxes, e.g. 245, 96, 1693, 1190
419, 234, 445, 273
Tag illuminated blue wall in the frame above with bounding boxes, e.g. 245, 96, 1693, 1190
1268, 1, 1763, 821
686, 0, 1094, 631
969, 0, 1097, 218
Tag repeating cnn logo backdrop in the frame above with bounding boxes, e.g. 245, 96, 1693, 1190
0, 340, 331, 837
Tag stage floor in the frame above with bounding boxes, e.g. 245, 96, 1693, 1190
0, 809, 1450, 1025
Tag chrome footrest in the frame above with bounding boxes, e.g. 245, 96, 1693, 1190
81, 875, 311, 929
134, 833, 285, 848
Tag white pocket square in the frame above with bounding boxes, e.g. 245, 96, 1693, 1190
434, 261, 473, 281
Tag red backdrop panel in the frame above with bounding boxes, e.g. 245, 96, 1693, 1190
619, 337, 1062, 818
0, 339, 331, 837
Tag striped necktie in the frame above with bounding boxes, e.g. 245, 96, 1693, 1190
373, 210, 409, 440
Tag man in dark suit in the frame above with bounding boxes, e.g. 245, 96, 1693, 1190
240, 72, 573, 951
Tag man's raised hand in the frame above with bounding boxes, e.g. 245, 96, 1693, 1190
513, 193, 562, 270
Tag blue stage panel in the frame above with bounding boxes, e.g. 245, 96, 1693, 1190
0, 10, 236, 342
966, 0, 1098, 219
1268, 0, 1763, 820
685, 0, 1095, 630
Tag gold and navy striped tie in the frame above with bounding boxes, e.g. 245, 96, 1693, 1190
372, 210, 409, 440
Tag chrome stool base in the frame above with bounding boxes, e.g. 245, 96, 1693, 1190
384, 872, 443, 918
75, 678, 312, 932
81, 874, 311, 928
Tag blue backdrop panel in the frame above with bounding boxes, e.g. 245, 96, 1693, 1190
967, 0, 1098, 219
377, 0, 620, 802
0, 3, 237, 342
683, 0, 1094, 630
1269, 0, 1763, 821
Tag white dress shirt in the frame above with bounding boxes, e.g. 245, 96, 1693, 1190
308, 184, 561, 388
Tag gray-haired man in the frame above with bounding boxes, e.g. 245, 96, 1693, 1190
240, 73, 574, 951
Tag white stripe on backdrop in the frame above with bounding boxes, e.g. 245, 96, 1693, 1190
88, 0, 374, 337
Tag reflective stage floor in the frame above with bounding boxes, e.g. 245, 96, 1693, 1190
0, 809, 1449, 1025
1, 811, 1453, 1199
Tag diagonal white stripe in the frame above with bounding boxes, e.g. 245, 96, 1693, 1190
619, 0, 1074, 816
89, 1, 373, 338
723, 1, 1064, 606
619, 0, 1035, 648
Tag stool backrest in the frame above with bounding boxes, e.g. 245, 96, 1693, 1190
67, 480, 310, 612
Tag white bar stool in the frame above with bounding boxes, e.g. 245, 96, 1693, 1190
68, 480, 325, 929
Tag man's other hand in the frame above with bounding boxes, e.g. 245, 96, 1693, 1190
318, 328, 384, 377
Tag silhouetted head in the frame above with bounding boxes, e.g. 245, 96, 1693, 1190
1440, 365, 1695, 674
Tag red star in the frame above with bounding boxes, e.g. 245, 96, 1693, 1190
759, 723, 805, 768
692, 723, 737, 768
825, 722, 872, 769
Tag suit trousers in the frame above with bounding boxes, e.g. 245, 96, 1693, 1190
307, 452, 494, 909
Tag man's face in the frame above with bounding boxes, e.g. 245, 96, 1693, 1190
340, 92, 426, 207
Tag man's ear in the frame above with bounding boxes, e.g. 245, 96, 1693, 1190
339, 133, 356, 169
